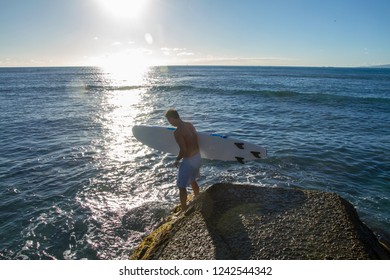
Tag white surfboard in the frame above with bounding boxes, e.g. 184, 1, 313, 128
132, 125, 267, 164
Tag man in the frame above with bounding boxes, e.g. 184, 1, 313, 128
165, 109, 201, 212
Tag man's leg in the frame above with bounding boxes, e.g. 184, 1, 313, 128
179, 188, 187, 211
191, 181, 200, 196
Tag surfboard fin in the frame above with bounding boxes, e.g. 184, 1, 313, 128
251, 151, 261, 158
234, 142, 245, 149
235, 157, 245, 164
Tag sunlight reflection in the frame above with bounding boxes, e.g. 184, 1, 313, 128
95, 61, 152, 163
104, 89, 142, 162
74, 65, 168, 259
100, 56, 151, 87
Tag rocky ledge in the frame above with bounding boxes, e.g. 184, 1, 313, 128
131, 183, 390, 260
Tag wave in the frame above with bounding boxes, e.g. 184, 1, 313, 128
146, 83, 390, 105
149, 85, 197, 92
84, 85, 146, 92
149, 84, 296, 97
149, 85, 390, 103
1, 83, 145, 93
231, 89, 390, 104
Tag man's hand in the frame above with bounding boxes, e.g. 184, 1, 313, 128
175, 159, 180, 168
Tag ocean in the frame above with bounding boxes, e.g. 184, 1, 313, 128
0, 66, 389, 259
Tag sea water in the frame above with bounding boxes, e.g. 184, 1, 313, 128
0, 66, 389, 259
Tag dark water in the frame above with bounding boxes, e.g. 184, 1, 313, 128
0, 66, 389, 259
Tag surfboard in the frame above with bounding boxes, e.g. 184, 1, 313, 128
132, 125, 267, 164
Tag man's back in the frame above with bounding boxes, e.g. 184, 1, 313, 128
175, 122, 199, 158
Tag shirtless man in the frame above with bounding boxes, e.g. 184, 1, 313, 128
165, 109, 201, 211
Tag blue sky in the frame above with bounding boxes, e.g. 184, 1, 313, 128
1, 0, 389, 67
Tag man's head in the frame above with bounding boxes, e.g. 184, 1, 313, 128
165, 109, 181, 127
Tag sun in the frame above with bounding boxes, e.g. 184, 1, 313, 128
97, 0, 148, 20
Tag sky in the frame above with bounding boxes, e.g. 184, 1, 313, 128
1, 0, 389, 67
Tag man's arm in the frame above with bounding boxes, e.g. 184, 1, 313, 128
174, 132, 187, 163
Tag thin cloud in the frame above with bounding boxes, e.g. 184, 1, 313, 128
177, 52, 194, 56
160, 47, 191, 56
180, 56, 298, 66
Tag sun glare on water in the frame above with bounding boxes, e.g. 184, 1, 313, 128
96, 0, 148, 20
93, 50, 154, 86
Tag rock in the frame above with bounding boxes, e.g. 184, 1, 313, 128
130, 183, 390, 260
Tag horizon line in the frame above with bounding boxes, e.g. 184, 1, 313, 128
1, 63, 389, 69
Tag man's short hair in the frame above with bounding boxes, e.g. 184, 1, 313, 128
165, 109, 180, 119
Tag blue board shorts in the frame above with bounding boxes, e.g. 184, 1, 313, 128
177, 153, 201, 189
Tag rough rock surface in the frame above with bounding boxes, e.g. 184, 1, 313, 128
131, 183, 390, 260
